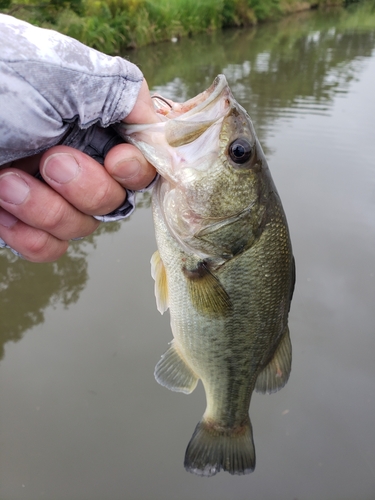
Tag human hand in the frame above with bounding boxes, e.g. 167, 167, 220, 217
0, 77, 159, 262
0, 142, 156, 263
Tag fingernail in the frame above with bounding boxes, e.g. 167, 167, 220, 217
0, 209, 18, 228
112, 159, 141, 181
0, 173, 30, 205
43, 153, 80, 184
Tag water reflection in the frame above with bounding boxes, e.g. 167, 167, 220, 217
0, 222, 119, 359
130, 2, 375, 147
0, 190, 152, 361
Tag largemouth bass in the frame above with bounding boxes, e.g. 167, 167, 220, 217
116, 75, 295, 477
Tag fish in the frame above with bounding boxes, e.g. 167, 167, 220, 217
115, 75, 295, 477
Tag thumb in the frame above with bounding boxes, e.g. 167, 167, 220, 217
124, 79, 160, 125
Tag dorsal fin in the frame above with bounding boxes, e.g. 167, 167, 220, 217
150, 250, 169, 314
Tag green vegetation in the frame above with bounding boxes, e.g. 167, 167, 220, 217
1, 0, 353, 53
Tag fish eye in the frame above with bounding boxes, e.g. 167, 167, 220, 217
228, 138, 252, 165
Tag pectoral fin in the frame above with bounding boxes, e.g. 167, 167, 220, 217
154, 341, 199, 394
150, 250, 169, 314
183, 262, 232, 316
255, 326, 292, 394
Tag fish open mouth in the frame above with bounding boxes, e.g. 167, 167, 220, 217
113, 74, 237, 186
149, 75, 232, 163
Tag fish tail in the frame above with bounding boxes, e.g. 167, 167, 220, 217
184, 417, 255, 477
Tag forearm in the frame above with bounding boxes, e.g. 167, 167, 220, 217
0, 14, 143, 166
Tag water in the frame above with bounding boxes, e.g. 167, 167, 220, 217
1, 3, 375, 499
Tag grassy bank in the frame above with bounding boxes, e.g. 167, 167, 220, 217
2, 0, 354, 53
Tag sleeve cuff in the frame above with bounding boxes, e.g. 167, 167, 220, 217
94, 174, 159, 222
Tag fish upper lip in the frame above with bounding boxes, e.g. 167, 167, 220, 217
177, 74, 229, 119
151, 74, 231, 122
118, 75, 230, 136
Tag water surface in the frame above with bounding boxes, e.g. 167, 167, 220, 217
1, 3, 375, 499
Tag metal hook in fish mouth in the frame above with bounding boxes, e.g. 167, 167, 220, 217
152, 94, 173, 110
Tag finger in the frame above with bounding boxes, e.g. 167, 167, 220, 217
124, 79, 160, 125
0, 170, 100, 240
40, 145, 127, 216
105, 143, 156, 191
0, 208, 69, 262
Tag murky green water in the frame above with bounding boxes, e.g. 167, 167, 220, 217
1, 3, 375, 499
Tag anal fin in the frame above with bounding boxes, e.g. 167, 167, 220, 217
154, 341, 199, 394
255, 326, 292, 394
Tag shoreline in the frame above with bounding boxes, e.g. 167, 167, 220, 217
2, 0, 351, 54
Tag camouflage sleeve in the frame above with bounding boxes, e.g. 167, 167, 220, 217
0, 14, 146, 222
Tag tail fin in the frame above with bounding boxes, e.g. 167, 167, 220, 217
184, 417, 255, 477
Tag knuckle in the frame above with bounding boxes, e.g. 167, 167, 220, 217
39, 202, 67, 233
24, 231, 67, 262
26, 231, 52, 256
